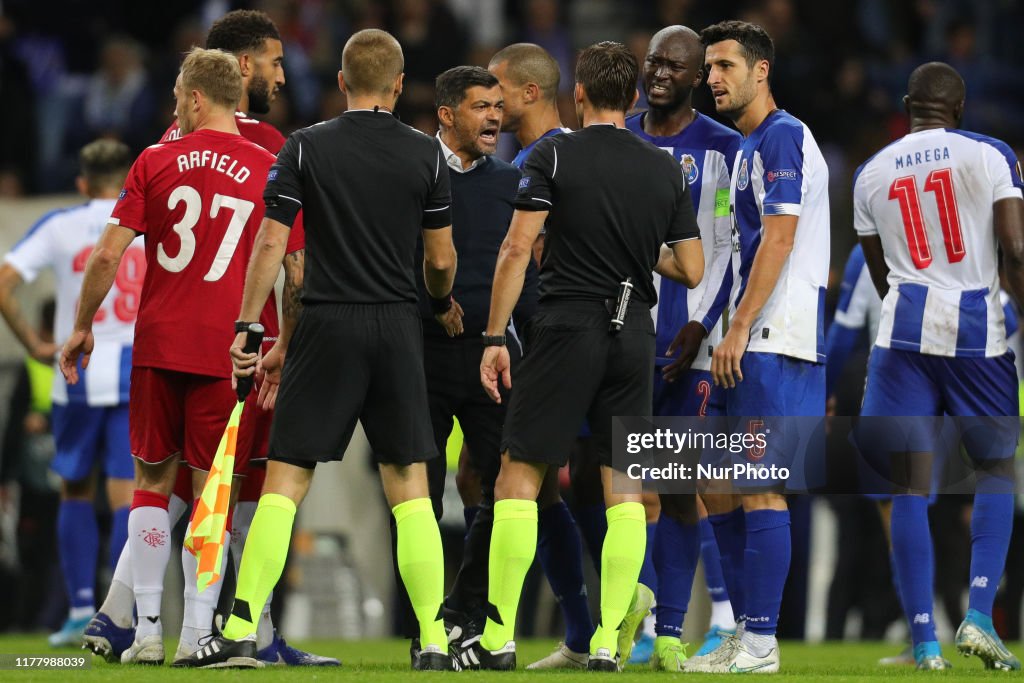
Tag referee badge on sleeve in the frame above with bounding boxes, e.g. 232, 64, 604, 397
518, 176, 531, 191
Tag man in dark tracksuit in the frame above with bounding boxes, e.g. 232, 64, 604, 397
393, 66, 538, 648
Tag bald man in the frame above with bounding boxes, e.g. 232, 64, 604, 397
854, 61, 1024, 671
624, 25, 742, 670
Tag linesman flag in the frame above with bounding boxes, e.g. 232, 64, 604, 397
185, 323, 264, 592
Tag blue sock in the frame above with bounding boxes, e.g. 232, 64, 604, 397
638, 522, 658, 594
891, 495, 935, 645
574, 503, 607, 574
538, 501, 593, 654
888, 550, 906, 615
743, 509, 790, 635
709, 507, 746, 621
109, 505, 130, 571
58, 500, 98, 610
969, 483, 1014, 618
699, 517, 729, 603
653, 514, 699, 637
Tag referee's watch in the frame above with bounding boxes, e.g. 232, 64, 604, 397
234, 320, 258, 333
481, 333, 506, 347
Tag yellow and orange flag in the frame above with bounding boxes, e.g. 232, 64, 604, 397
184, 400, 243, 592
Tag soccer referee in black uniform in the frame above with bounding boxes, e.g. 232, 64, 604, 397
456, 41, 705, 672
186, 29, 458, 672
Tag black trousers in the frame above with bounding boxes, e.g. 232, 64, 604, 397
391, 334, 517, 636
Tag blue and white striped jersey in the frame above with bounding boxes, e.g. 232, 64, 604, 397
626, 111, 741, 371
853, 128, 1024, 358
834, 243, 881, 342
728, 110, 830, 363
4, 199, 143, 406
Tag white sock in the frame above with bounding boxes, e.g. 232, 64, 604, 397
129, 505, 171, 640
710, 600, 736, 631
256, 594, 274, 649
740, 630, 776, 658
98, 494, 189, 630
69, 605, 94, 621
179, 531, 230, 653
230, 501, 257, 577
642, 611, 657, 639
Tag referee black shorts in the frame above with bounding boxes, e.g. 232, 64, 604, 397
501, 301, 654, 469
268, 302, 437, 466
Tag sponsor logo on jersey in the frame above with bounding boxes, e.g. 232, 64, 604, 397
737, 158, 749, 191
766, 169, 797, 182
681, 153, 699, 184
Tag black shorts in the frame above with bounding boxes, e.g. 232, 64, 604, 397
269, 303, 437, 466
501, 301, 654, 468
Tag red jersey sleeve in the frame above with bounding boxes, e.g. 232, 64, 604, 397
111, 153, 150, 234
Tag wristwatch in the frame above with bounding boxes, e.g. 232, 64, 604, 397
481, 333, 506, 347
234, 320, 258, 333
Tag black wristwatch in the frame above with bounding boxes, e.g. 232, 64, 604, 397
234, 320, 258, 333
481, 333, 506, 347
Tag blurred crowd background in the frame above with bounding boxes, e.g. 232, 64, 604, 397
0, 0, 1022, 262
1, 0, 1024, 646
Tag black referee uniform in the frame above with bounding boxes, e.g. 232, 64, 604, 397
505, 124, 700, 466
261, 109, 452, 465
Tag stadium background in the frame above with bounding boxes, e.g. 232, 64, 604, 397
0, 0, 1022, 653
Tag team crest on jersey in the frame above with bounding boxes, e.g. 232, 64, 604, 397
736, 158, 749, 191
680, 154, 699, 184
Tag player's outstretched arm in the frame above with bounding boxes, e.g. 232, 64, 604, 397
858, 234, 889, 300
0, 265, 56, 363
996, 197, 1024, 307
711, 214, 796, 388
60, 223, 137, 383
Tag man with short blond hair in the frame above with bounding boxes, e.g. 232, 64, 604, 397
61, 47, 278, 665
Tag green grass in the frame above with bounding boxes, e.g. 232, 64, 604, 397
0, 635, 1019, 680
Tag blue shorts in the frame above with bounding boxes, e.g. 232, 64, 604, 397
653, 368, 725, 417
725, 352, 825, 489
726, 352, 825, 417
861, 347, 1019, 459
51, 402, 134, 482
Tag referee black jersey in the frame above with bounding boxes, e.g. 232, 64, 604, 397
515, 124, 699, 306
263, 109, 452, 304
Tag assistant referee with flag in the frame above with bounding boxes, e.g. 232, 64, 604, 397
181, 29, 460, 671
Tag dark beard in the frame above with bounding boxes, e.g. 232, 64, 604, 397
248, 75, 272, 114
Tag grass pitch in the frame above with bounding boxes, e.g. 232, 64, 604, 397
0, 635, 1019, 680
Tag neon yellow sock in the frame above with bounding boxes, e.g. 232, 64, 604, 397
393, 497, 447, 650
591, 501, 646, 655
222, 493, 295, 640
480, 498, 537, 652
